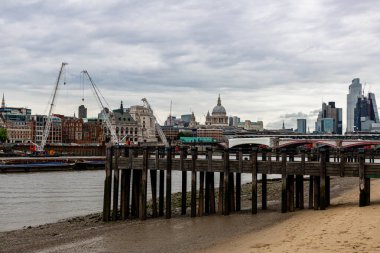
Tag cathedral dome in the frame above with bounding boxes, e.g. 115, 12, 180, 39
212, 105, 226, 114
211, 95, 226, 115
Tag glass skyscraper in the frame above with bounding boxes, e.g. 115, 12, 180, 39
346, 78, 362, 132
354, 92, 380, 131
296, 119, 307, 134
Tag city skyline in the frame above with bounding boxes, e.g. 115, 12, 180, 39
2, 1, 380, 130
0, 77, 377, 132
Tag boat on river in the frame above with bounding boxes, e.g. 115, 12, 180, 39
0, 162, 75, 173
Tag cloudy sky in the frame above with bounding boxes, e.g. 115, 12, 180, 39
1, 0, 380, 131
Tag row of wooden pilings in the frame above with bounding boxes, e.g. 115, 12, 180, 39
102, 146, 373, 222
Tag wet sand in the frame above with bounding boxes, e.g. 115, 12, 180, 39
0, 177, 373, 253
202, 179, 380, 253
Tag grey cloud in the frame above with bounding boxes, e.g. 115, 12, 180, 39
281, 112, 308, 119
309, 109, 321, 117
1, 0, 380, 131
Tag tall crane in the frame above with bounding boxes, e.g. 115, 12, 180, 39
141, 98, 169, 148
37, 62, 68, 152
81, 70, 119, 144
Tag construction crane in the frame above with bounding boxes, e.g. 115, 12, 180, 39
81, 70, 119, 144
37, 62, 68, 152
141, 98, 169, 148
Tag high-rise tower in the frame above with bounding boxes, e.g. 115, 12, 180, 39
354, 92, 380, 131
347, 78, 362, 132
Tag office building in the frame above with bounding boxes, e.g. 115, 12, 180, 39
0, 95, 33, 143
315, 102, 342, 134
347, 78, 362, 132
354, 92, 380, 131
321, 118, 334, 133
229, 116, 240, 127
78, 105, 87, 119
32, 115, 62, 144
296, 119, 307, 134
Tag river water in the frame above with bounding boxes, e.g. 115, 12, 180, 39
0, 169, 281, 232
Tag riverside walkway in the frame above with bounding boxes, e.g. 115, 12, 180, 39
103, 145, 379, 222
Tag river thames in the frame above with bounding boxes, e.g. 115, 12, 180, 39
0, 169, 280, 232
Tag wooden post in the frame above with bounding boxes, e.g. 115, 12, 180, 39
103, 145, 113, 222
210, 171, 216, 214
120, 162, 126, 219
159, 148, 165, 217
326, 149, 331, 207
112, 146, 120, 221
359, 149, 370, 207
281, 150, 287, 213
339, 149, 346, 177
262, 149, 267, 210
205, 171, 210, 215
251, 147, 258, 214
229, 172, 235, 212
132, 169, 141, 218
180, 147, 187, 215
205, 148, 211, 215
223, 149, 230, 215
121, 148, 132, 219
139, 147, 148, 220
309, 175, 313, 209
199, 169, 205, 216
166, 146, 172, 219
299, 149, 305, 209
131, 169, 136, 217
130, 149, 136, 217
208, 147, 216, 214
313, 175, 320, 210
150, 149, 159, 218
319, 148, 326, 210
288, 175, 294, 212
236, 148, 242, 211
308, 150, 314, 209
268, 150, 273, 174
218, 171, 224, 214
288, 152, 294, 212
191, 147, 197, 217
124, 169, 132, 219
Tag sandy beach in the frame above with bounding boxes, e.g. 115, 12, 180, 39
201, 179, 380, 253
1, 177, 379, 253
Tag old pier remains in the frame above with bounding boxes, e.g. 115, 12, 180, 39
103, 144, 376, 222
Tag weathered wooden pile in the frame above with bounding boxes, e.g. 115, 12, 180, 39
103, 145, 377, 222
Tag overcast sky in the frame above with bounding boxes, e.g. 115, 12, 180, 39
1, 0, 380, 131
